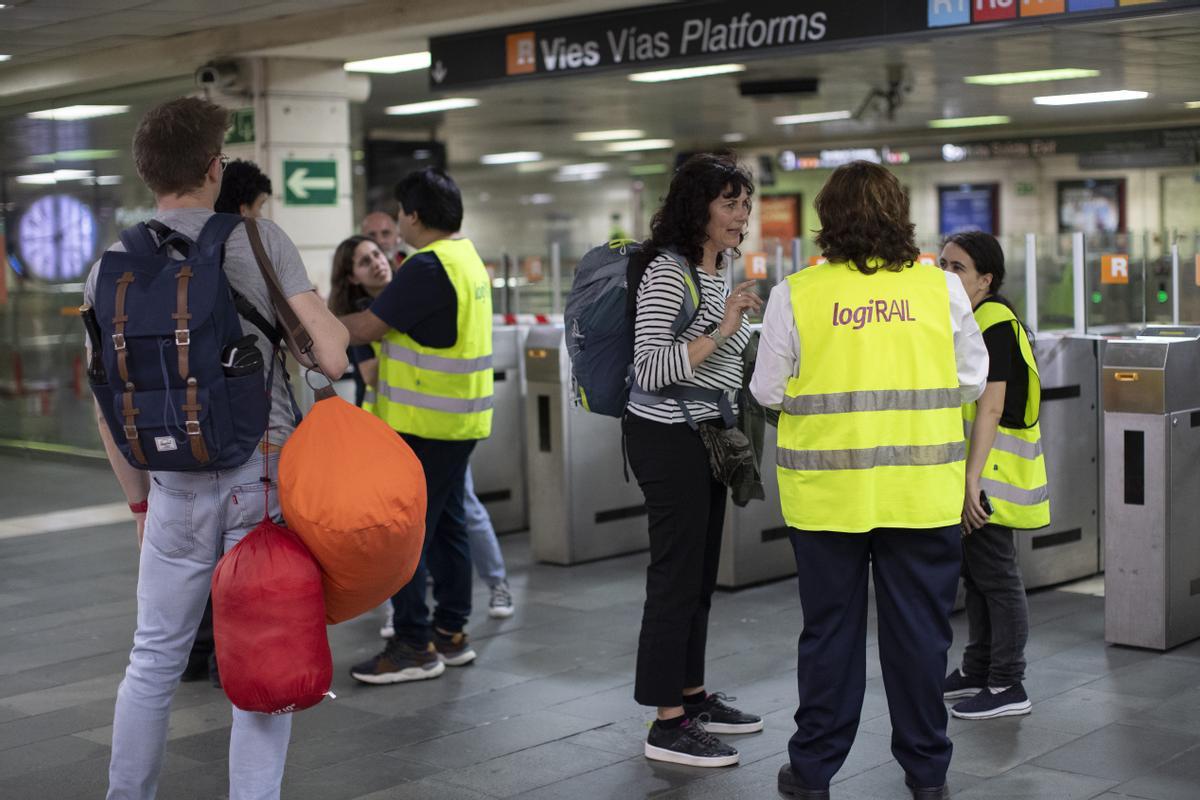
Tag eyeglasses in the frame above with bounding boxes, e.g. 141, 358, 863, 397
209, 153, 230, 172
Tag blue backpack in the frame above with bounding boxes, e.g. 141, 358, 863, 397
565, 240, 726, 422
87, 214, 277, 471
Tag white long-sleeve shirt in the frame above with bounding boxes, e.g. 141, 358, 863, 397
750, 270, 988, 410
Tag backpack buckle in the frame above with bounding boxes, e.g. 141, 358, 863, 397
111, 333, 126, 350
185, 420, 202, 436
123, 424, 139, 440
174, 329, 190, 347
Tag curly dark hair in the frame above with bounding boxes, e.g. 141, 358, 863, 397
814, 161, 918, 274
327, 235, 377, 316
647, 152, 754, 267
215, 159, 272, 215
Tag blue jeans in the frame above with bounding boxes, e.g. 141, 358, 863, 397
464, 467, 506, 587
788, 526, 960, 790
108, 452, 291, 800
391, 435, 476, 647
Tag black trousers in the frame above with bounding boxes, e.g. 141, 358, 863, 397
391, 433, 476, 647
623, 414, 726, 708
788, 526, 961, 790
961, 523, 1029, 686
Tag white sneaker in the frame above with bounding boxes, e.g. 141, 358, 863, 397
379, 603, 394, 639
488, 580, 514, 619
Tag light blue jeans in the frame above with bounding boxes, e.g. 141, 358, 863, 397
108, 452, 292, 800
464, 467, 506, 587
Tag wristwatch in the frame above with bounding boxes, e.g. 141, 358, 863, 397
706, 326, 730, 348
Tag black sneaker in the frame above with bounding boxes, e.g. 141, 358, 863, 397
350, 640, 445, 684
684, 692, 764, 734
777, 764, 831, 798
943, 668, 985, 700
644, 718, 739, 768
951, 683, 1032, 720
433, 628, 477, 666
905, 773, 949, 799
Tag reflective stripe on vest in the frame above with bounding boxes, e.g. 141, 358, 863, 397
964, 300, 1050, 529
776, 260, 965, 533
777, 441, 965, 471
374, 237, 494, 441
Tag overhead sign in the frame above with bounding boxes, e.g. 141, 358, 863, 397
428, 0, 1198, 88
283, 160, 337, 206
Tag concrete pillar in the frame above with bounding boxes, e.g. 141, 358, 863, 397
216, 57, 368, 296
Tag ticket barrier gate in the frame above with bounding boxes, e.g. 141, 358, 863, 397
1019, 334, 1102, 589
470, 325, 529, 533
716, 419, 794, 588
1102, 326, 1200, 650
523, 325, 648, 564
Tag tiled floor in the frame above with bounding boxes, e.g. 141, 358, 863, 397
1, 452, 1198, 799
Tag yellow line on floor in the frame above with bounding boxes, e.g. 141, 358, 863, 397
0, 502, 130, 540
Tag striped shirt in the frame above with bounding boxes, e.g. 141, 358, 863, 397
628, 254, 750, 425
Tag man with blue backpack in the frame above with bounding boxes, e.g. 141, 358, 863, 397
82, 96, 348, 800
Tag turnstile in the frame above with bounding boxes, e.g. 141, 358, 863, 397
716, 420, 794, 588
1102, 326, 1200, 650
1021, 334, 1103, 588
523, 325, 648, 564
470, 325, 529, 533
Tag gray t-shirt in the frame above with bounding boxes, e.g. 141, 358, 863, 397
84, 207, 315, 440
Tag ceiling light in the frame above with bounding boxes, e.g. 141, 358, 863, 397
85, 175, 123, 186
604, 139, 675, 152
964, 68, 1099, 86
27, 105, 129, 121
774, 110, 852, 125
1033, 90, 1148, 106
29, 148, 120, 164
16, 169, 94, 184
558, 162, 610, 176
574, 129, 644, 142
722, 133, 746, 143
0, 55, 11, 62
928, 115, 1011, 128
344, 52, 431, 74
629, 64, 745, 83
1184, 101, 1200, 109
384, 98, 479, 116
630, 163, 668, 176
480, 151, 542, 165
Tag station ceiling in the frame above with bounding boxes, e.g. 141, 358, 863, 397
0, 2, 1197, 189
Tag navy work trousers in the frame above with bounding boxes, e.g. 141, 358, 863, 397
391, 434, 476, 647
788, 526, 961, 790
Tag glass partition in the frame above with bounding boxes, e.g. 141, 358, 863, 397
1173, 230, 1200, 325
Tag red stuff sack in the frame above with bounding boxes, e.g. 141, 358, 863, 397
212, 517, 332, 714
279, 396, 427, 624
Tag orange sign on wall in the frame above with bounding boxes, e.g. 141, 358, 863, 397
1194, 254, 1200, 287
744, 252, 768, 280
1019, 0, 1066, 16
506, 32, 537, 75
522, 256, 544, 283
760, 195, 801, 242
1101, 253, 1130, 285
918, 252, 939, 267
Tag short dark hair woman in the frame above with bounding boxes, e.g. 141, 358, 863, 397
750, 161, 988, 799
214, 159, 272, 217
939, 231, 1048, 723
625, 152, 765, 768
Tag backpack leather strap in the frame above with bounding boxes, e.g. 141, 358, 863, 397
112, 271, 147, 465
172, 264, 209, 464
243, 218, 337, 401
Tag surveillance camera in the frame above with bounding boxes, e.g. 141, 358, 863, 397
195, 62, 240, 91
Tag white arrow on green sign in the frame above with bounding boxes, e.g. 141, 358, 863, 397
283, 159, 337, 205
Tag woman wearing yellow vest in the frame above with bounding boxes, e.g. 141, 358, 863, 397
939, 231, 1049, 722
751, 162, 987, 800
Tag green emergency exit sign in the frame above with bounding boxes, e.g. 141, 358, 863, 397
283, 160, 337, 206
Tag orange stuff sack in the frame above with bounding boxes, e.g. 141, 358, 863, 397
212, 518, 332, 713
279, 396, 427, 623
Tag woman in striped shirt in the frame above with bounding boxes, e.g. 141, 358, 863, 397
624, 153, 765, 769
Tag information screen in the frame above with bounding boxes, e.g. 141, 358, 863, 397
938, 183, 999, 236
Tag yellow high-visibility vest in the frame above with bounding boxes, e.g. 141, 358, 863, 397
373, 238, 493, 441
777, 260, 965, 533
964, 300, 1050, 530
